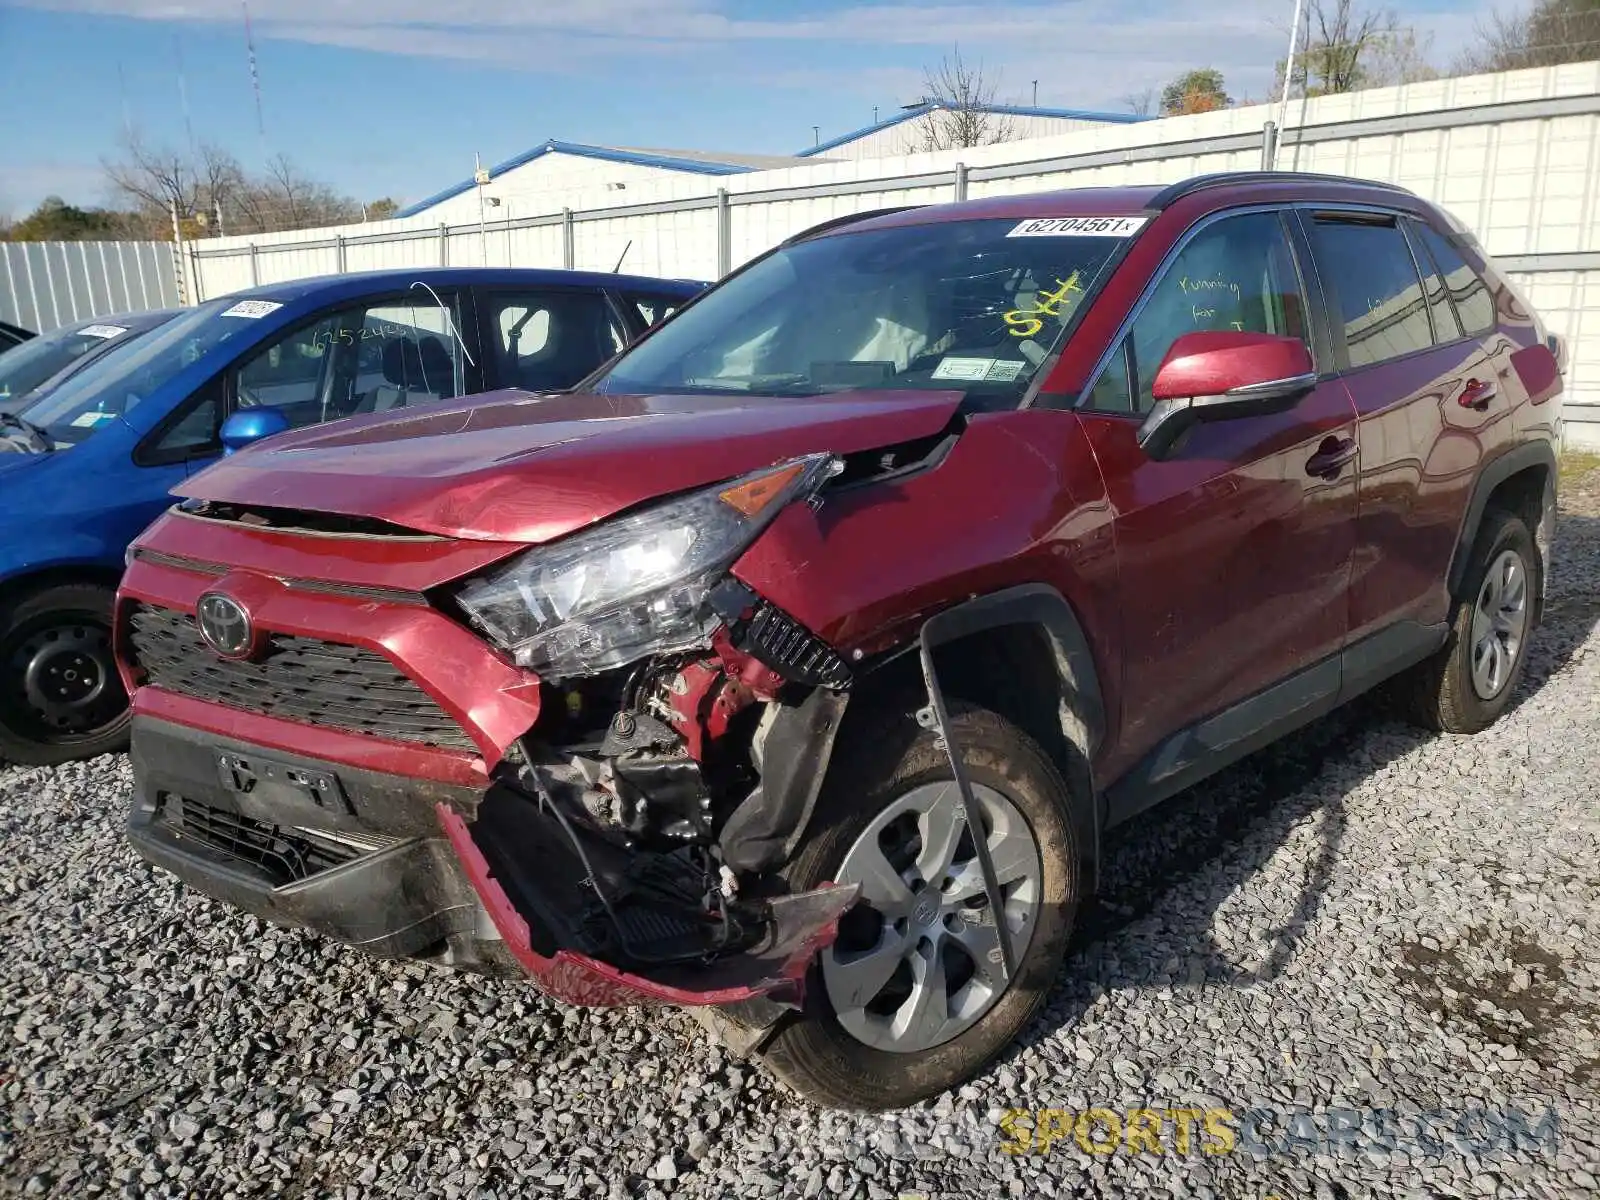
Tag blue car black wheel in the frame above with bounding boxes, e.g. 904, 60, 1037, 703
0, 582, 130, 765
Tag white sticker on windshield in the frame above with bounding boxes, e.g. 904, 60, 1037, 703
70, 411, 118, 428
220, 300, 283, 319
932, 356, 997, 381
984, 360, 1026, 382
79, 324, 128, 340
1006, 216, 1148, 238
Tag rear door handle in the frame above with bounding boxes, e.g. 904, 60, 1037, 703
1459, 377, 1497, 410
1306, 436, 1358, 478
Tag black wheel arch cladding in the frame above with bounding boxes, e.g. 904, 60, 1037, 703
717, 582, 1104, 885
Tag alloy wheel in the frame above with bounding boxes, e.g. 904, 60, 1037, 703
1469, 548, 1530, 701
821, 780, 1043, 1054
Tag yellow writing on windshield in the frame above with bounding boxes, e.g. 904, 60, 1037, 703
1004, 272, 1083, 338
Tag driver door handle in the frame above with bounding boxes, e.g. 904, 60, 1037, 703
1306, 436, 1358, 479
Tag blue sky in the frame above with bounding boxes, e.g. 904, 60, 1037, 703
0, 0, 1495, 218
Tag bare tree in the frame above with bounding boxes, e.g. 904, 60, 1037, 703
105, 133, 361, 238
1457, 1, 1600, 73
1122, 86, 1158, 117
103, 131, 202, 237
1276, 0, 1416, 96
905, 48, 1016, 152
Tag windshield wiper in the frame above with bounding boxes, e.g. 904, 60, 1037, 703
0, 410, 55, 451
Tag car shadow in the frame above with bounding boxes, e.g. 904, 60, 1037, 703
1011, 509, 1600, 1058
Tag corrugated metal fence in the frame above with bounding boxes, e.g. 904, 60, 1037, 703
0, 241, 181, 334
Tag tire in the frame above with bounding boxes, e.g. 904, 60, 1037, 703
1396, 509, 1538, 734
759, 704, 1080, 1110
0, 582, 130, 766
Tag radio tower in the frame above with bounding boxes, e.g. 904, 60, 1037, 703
243, 1, 266, 154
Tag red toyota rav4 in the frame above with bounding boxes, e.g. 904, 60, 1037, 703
117, 172, 1564, 1109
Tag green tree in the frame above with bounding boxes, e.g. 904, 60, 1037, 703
2, 196, 134, 242
1160, 68, 1230, 115
364, 197, 400, 221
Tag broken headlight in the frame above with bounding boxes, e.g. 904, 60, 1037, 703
456, 453, 839, 678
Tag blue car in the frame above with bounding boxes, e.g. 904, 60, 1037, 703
0, 266, 704, 764
0, 310, 181, 416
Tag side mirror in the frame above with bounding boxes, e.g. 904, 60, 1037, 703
1137, 332, 1316, 461
220, 407, 292, 455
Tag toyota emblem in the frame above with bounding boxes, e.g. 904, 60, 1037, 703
197, 592, 254, 659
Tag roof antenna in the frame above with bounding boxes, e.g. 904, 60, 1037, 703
612, 240, 632, 273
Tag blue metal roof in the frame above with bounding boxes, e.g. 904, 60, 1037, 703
395, 142, 759, 218
797, 101, 1149, 157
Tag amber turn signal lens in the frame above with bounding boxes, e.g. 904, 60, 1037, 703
718, 462, 807, 517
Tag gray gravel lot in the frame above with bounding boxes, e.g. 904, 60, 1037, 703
4, 467, 1599, 1199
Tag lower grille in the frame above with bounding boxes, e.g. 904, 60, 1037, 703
160, 793, 395, 884
124, 603, 477, 752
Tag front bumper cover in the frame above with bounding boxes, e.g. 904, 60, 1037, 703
128, 714, 852, 1007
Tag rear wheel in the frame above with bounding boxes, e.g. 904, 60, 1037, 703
1396, 509, 1537, 734
0, 582, 129, 765
759, 705, 1079, 1110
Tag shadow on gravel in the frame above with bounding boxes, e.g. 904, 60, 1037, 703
1012, 510, 1600, 1057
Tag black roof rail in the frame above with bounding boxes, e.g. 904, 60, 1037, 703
1149, 171, 1415, 210
781, 205, 926, 246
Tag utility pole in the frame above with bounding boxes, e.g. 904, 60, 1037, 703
170, 199, 188, 304
474, 152, 490, 266
1275, 0, 1306, 169
812, 125, 820, 147
1032, 80, 1038, 106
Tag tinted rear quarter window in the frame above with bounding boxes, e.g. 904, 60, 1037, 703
1413, 222, 1497, 336
1311, 217, 1433, 369
1403, 221, 1463, 344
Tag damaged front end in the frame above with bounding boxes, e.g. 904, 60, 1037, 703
439, 453, 863, 1011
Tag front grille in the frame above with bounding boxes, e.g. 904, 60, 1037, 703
125, 603, 477, 752
160, 792, 394, 884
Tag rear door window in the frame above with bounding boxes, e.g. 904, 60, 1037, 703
1309, 217, 1434, 369
1412, 222, 1497, 337
486, 291, 626, 391
1403, 219, 1463, 344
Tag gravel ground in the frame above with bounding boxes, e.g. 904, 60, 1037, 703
4, 467, 1600, 1199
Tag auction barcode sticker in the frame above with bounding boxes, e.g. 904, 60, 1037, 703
220, 300, 284, 319
78, 324, 128, 340
1006, 216, 1148, 238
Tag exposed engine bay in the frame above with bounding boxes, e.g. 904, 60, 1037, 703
434, 436, 958, 998
469, 574, 860, 993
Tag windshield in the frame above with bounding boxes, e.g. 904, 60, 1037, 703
0, 321, 140, 409
18, 299, 259, 444
597, 216, 1135, 403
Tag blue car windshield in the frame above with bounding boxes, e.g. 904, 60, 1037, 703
0, 320, 143, 409
18, 299, 256, 444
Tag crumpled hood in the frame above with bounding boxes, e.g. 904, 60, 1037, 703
178, 388, 964, 542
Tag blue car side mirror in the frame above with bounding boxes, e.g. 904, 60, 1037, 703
220, 408, 292, 455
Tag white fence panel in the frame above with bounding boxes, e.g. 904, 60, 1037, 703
1, 241, 180, 333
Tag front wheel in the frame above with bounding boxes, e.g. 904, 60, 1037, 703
0, 582, 130, 766
760, 704, 1080, 1110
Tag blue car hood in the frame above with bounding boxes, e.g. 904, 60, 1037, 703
0, 449, 47, 477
